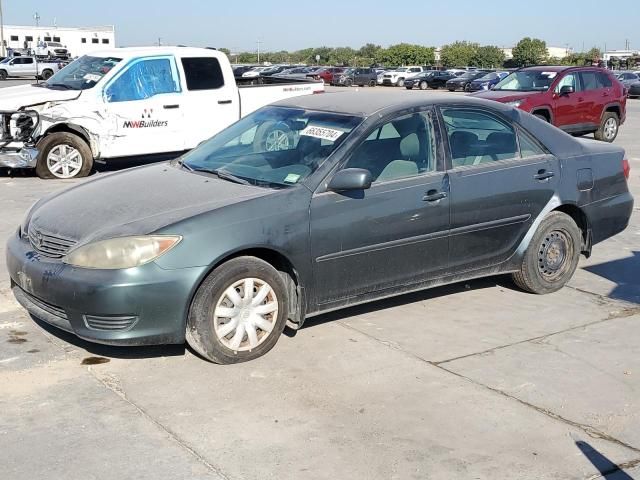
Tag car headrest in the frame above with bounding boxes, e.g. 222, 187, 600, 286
400, 133, 420, 159
486, 132, 517, 155
449, 131, 478, 158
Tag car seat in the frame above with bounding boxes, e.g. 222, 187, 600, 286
449, 130, 479, 167
377, 133, 420, 182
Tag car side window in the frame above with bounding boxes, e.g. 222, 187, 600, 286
597, 72, 612, 88
518, 130, 547, 158
555, 73, 579, 93
442, 108, 519, 168
181, 57, 225, 90
106, 57, 180, 102
344, 112, 437, 183
579, 71, 599, 91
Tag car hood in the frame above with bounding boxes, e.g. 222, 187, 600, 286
471, 90, 544, 101
0, 84, 81, 110
27, 163, 272, 248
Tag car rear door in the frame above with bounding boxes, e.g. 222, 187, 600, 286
310, 109, 450, 307
179, 56, 239, 149
440, 106, 560, 272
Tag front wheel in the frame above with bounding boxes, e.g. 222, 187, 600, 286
419, 81, 428, 90
397, 78, 405, 87
512, 211, 581, 294
35, 132, 93, 179
594, 112, 619, 142
345, 79, 353, 87
368, 80, 376, 87
186, 257, 289, 364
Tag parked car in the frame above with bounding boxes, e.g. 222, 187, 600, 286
259, 65, 293, 77
274, 66, 314, 80
467, 71, 509, 91
425, 71, 458, 89
307, 67, 344, 84
242, 66, 271, 78
0, 56, 61, 80
0, 47, 324, 178
8, 92, 633, 363
232, 65, 255, 78
35, 41, 71, 60
381, 66, 425, 87
628, 81, 640, 99
446, 70, 490, 91
472, 66, 627, 142
617, 72, 640, 88
333, 67, 377, 87
403, 72, 434, 90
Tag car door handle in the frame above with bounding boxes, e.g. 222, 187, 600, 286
218, 99, 233, 105
423, 190, 448, 202
163, 104, 180, 109
534, 170, 555, 181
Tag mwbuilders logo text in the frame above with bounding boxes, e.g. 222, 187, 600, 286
123, 120, 168, 128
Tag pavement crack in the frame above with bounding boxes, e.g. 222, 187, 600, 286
86, 367, 231, 480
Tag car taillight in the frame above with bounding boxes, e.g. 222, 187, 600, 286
623, 158, 630, 180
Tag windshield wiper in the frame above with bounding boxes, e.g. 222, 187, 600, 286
46, 83, 75, 90
189, 166, 252, 185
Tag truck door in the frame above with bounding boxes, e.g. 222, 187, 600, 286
102, 55, 185, 158
177, 56, 239, 150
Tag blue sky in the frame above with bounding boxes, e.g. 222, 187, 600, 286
7, 0, 638, 53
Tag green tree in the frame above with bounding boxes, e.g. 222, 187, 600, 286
471, 45, 505, 68
512, 37, 548, 66
330, 47, 357, 66
377, 43, 435, 66
440, 41, 479, 67
358, 43, 382, 65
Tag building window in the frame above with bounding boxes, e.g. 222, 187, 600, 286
102, 39, 109, 44
44, 36, 51, 41
53, 36, 61, 42
81, 38, 87, 44
92, 38, 99, 44
10, 35, 19, 41
25, 36, 34, 42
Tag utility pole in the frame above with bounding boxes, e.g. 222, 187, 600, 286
0, 0, 5, 57
157, 37, 162, 47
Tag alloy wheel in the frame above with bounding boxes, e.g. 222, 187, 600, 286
603, 117, 618, 141
264, 129, 291, 151
213, 278, 279, 352
46, 144, 83, 179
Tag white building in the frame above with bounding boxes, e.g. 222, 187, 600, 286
602, 49, 639, 62
1, 25, 115, 58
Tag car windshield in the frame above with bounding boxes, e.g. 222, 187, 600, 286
458, 72, 476, 79
494, 70, 558, 92
48, 42, 63, 47
478, 73, 497, 81
180, 106, 362, 188
44, 55, 121, 90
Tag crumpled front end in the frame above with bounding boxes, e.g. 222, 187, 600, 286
0, 109, 41, 168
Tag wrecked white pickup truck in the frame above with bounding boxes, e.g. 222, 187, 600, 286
0, 46, 324, 179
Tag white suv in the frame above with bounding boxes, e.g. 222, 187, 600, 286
381, 66, 425, 87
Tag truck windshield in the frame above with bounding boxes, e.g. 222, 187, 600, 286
180, 106, 362, 188
44, 55, 122, 90
494, 71, 557, 92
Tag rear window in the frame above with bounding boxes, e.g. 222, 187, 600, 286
181, 57, 224, 90
598, 72, 612, 88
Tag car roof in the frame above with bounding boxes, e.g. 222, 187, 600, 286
272, 91, 515, 117
519, 65, 607, 73
80, 46, 221, 60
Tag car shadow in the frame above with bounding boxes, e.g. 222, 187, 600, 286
300, 275, 513, 332
575, 440, 635, 479
582, 251, 640, 304
31, 315, 186, 360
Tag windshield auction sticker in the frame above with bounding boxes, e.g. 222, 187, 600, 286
300, 125, 344, 142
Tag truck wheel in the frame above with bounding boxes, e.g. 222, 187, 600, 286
397, 78, 405, 87
594, 112, 619, 142
0, 70, 7, 80
35, 132, 93, 179
41, 69, 54, 80
369, 80, 376, 87
512, 211, 581, 295
186, 256, 288, 364
253, 121, 294, 152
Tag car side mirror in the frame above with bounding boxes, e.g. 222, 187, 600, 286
328, 168, 372, 192
560, 85, 574, 95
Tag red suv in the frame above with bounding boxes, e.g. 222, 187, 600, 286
308, 67, 345, 84
472, 66, 626, 142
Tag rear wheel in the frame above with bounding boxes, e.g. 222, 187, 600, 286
448, 88, 456, 92
397, 78, 405, 87
41, 69, 54, 80
35, 132, 93, 179
186, 256, 288, 364
512, 211, 581, 295
0, 70, 7, 80
534, 113, 550, 122
594, 112, 619, 142
368, 80, 376, 87
345, 78, 353, 87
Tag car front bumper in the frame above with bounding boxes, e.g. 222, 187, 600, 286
0, 146, 39, 169
6, 231, 207, 346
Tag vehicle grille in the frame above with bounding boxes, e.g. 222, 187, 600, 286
84, 315, 138, 331
28, 228, 76, 259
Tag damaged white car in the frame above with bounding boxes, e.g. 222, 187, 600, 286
0, 47, 324, 179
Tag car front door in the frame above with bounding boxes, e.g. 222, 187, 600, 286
310, 109, 450, 307
577, 70, 602, 127
102, 55, 185, 157
552, 72, 584, 129
178, 56, 239, 150
441, 106, 560, 272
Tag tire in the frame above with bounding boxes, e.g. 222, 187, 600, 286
35, 132, 93, 179
419, 81, 428, 90
186, 256, 289, 364
0, 70, 7, 80
253, 121, 294, 152
594, 111, 619, 142
345, 79, 353, 87
369, 80, 376, 87
405, 86, 413, 90
534, 113, 549, 122
448, 88, 456, 92
512, 211, 582, 295
41, 69, 54, 80
397, 78, 405, 87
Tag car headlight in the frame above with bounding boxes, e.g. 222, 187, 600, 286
505, 100, 524, 108
63, 235, 182, 269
